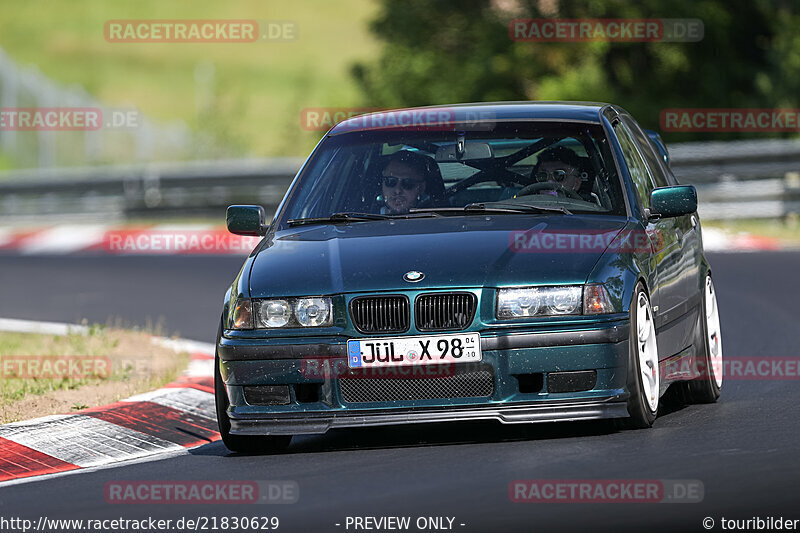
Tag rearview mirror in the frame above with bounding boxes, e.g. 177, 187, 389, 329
435, 142, 493, 162
649, 185, 697, 219
227, 205, 268, 236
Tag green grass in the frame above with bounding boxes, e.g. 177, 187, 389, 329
0, 330, 112, 402
0, 152, 15, 172
0, 0, 379, 164
0, 327, 188, 422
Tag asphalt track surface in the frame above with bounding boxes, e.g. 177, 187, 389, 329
1, 252, 799, 532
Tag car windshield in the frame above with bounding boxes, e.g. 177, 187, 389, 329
279, 121, 626, 226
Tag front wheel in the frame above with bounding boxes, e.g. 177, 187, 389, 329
621, 284, 660, 429
214, 328, 291, 454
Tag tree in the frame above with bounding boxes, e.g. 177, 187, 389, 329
352, 0, 799, 140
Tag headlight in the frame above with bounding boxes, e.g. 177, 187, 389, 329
497, 288, 543, 318
251, 297, 333, 328
256, 299, 291, 328
295, 298, 332, 327
497, 285, 613, 319
229, 297, 253, 329
497, 286, 582, 318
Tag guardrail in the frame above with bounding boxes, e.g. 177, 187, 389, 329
669, 139, 800, 219
1, 139, 800, 222
669, 138, 800, 181
694, 175, 800, 220
0, 158, 303, 222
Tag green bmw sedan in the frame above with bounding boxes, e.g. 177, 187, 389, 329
215, 102, 723, 453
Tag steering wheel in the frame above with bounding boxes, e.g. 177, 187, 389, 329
516, 181, 583, 200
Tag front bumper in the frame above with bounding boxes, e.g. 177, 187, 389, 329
229, 397, 629, 435
219, 321, 631, 435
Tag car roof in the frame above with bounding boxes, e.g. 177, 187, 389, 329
328, 101, 614, 135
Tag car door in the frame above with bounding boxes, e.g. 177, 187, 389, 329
613, 119, 684, 359
623, 116, 702, 346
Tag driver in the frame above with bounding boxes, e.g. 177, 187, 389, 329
531, 146, 584, 195
380, 151, 429, 214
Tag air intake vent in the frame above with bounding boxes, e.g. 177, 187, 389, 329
415, 293, 477, 331
340, 365, 494, 403
350, 295, 410, 334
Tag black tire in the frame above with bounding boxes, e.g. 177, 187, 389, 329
620, 283, 659, 429
685, 276, 722, 403
214, 325, 292, 454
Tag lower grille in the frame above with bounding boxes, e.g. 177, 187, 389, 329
339, 366, 494, 403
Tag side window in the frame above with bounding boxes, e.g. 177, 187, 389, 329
621, 116, 670, 188
614, 121, 654, 211
295, 148, 363, 218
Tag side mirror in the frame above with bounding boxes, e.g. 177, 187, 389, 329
649, 185, 697, 219
226, 205, 268, 236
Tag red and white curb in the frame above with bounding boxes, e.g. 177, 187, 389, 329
0, 224, 260, 255
701, 227, 789, 252
0, 319, 218, 485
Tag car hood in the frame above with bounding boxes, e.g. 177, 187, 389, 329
248, 215, 627, 297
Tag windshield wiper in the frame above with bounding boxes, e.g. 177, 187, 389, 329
287, 211, 439, 227
410, 203, 571, 216
287, 212, 392, 226
478, 202, 572, 215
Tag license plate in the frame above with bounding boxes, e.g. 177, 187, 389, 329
347, 332, 481, 368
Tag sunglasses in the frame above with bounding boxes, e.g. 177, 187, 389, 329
382, 175, 424, 190
535, 168, 577, 183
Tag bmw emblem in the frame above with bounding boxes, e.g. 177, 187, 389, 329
403, 271, 424, 282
